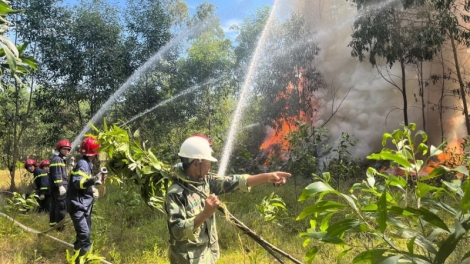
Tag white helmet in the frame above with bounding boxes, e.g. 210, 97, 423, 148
178, 136, 217, 162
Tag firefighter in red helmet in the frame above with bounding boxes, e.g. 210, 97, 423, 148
67, 136, 107, 261
25, 159, 51, 212
49, 139, 72, 230
39, 160, 50, 173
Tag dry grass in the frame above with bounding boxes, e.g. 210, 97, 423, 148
1, 176, 467, 264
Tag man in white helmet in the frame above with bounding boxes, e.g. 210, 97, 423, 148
165, 135, 291, 264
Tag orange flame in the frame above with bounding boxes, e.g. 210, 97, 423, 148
382, 138, 465, 179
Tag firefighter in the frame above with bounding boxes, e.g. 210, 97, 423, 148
25, 159, 51, 213
67, 136, 106, 260
164, 136, 291, 263
39, 160, 50, 173
49, 139, 72, 230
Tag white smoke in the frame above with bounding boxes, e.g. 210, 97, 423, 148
283, 0, 467, 158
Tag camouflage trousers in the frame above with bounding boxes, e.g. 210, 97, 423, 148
168, 241, 220, 264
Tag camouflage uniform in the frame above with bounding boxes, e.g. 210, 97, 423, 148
165, 167, 251, 264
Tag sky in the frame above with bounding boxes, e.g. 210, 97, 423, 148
64, 0, 276, 39
185, 0, 274, 38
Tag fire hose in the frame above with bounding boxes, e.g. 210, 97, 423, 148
0, 190, 113, 264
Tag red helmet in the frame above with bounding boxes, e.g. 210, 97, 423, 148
80, 137, 100, 156
24, 159, 38, 168
39, 160, 50, 169
56, 139, 72, 151
190, 134, 213, 146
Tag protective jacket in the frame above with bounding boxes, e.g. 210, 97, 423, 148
49, 154, 68, 189
33, 167, 50, 196
66, 156, 96, 213
164, 167, 251, 264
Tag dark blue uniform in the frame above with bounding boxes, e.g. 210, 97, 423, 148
33, 167, 51, 212
49, 154, 68, 227
66, 157, 97, 257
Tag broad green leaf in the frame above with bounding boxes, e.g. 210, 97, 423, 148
404, 207, 449, 232
415, 130, 427, 142
434, 220, 466, 264
320, 213, 333, 232
462, 180, 470, 213
430, 142, 445, 157
451, 166, 469, 177
382, 133, 392, 146
378, 191, 387, 233
416, 182, 442, 198
421, 198, 457, 216
297, 201, 346, 220
0, 42, 16, 72
442, 180, 464, 196
366, 167, 377, 178
417, 143, 428, 155
386, 175, 407, 188
337, 248, 352, 264
367, 176, 375, 188
20, 57, 37, 70
340, 193, 359, 212
407, 236, 416, 255
299, 181, 336, 202
326, 219, 362, 237
382, 255, 402, 264
461, 251, 470, 262
379, 152, 412, 168
305, 246, 318, 264
299, 231, 345, 244
302, 238, 311, 248
322, 172, 331, 182
361, 204, 378, 212
0, 2, 15, 14
352, 249, 387, 263
414, 235, 438, 255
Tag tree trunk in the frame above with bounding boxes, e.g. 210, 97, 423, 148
439, 50, 445, 142
450, 31, 470, 136
418, 60, 426, 131
401, 59, 409, 125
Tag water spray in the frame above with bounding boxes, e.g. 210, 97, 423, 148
71, 16, 218, 149
122, 77, 222, 126
217, 0, 281, 176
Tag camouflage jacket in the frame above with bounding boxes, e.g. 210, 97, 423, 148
165, 167, 251, 264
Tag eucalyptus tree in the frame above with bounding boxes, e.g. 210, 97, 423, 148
0, 0, 38, 191
11, 0, 75, 147
114, 0, 183, 151
424, 0, 470, 135
348, 0, 444, 127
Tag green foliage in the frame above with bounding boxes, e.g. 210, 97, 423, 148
66, 245, 105, 264
298, 123, 470, 264
93, 122, 172, 206
5, 192, 38, 214
255, 192, 288, 225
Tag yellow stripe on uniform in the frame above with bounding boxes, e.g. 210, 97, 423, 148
34, 173, 48, 181
50, 163, 65, 167
72, 170, 91, 189
54, 180, 63, 184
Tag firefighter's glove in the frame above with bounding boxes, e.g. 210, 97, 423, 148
92, 186, 99, 199
94, 172, 103, 185
39, 194, 45, 200
59, 186, 66, 196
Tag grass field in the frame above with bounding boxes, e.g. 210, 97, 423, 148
0, 170, 359, 264
1, 170, 469, 264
